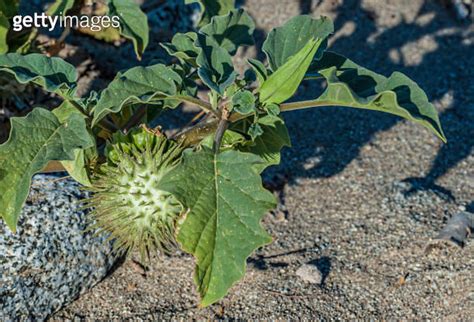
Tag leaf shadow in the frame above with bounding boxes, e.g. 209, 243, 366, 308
259, 0, 473, 203
308, 256, 331, 285
248, 247, 311, 270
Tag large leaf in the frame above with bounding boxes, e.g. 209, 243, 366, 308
161, 32, 199, 66
0, 108, 94, 231
52, 101, 96, 186
159, 148, 275, 306
247, 58, 267, 88
196, 33, 236, 95
61, 147, 97, 186
47, 0, 75, 16
0, 0, 16, 53
0, 53, 77, 98
239, 115, 291, 173
92, 64, 181, 126
304, 51, 446, 142
200, 9, 255, 55
52, 99, 87, 122
262, 15, 333, 71
108, 0, 149, 60
186, 0, 235, 27
260, 38, 322, 104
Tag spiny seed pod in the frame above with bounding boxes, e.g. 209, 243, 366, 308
85, 127, 183, 260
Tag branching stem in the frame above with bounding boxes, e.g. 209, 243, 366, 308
213, 108, 230, 153
174, 95, 218, 117
177, 100, 334, 147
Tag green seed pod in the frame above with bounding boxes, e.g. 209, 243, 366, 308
85, 128, 183, 261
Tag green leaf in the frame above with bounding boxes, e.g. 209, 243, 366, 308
200, 129, 245, 150
171, 63, 198, 97
0, 0, 16, 53
47, 0, 75, 16
0, 13, 8, 54
0, 108, 94, 231
263, 103, 280, 116
195, 33, 236, 95
305, 51, 446, 142
262, 15, 333, 71
200, 9, 255, 55
260, 38, 322, 104
52, 101, 96, 186
186, 0, 235, 27
77, 26, 122, 43
0, 53, 78, 98
239, 115, 291, 173
248, 123, 263, 140
92, 64, 181, 126
61, 147, 97, 187
247, 58, 267, 88
0, 0, 19, 18
109, 0, 149, 60
161, 32, 199, 66
52, 100, 87, 122
159, 148, 275, 306
231, 90, 255, 115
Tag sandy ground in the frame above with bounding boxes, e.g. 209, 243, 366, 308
43, 0, 474, 319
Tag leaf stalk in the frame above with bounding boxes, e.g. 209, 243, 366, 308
279, 100, 340, 111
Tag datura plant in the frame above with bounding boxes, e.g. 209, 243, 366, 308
0, 7, 445, 307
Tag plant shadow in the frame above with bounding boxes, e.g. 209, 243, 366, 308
308, 256, 331, 285
257, 0, 473, 203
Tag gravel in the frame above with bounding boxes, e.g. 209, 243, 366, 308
0, 175, 115, 321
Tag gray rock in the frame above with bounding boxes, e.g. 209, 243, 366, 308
296, 263, 323, 285
0, 174, 115, 321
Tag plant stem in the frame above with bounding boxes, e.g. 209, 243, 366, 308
213, 108, 230, 153
174, 95, 218, 117
209, 91, 219, 110
176, 112, 246, 147
68, 98, 118, 132
68, 99, 90, 118
279, 100, 340, 112
122, 105, 147, 133
178, 100, 336, 147
100, 118, 120, 132
176, 117, 219, 146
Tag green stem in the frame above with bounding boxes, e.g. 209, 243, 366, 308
209, 91, 219, 110
176, 112, 247, 147
178, 100, 336, 147
279, 100, 340, 112
68, 99, 90, 118
68, 98, 118, 132
174, 95, 218, 117
122, 105, 147, 133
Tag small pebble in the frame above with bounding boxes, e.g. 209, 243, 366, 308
296, 263, 323, 285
